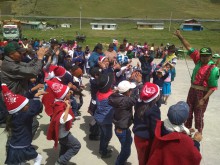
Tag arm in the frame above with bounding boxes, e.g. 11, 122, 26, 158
63, 100, 71, 122
174, 30, 191, 51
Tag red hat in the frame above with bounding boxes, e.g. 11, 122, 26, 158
46, 81, 69, 100
53, 66, 66, 78
98, 56, 106, 62
1, 84, 29, 114
140, 82, 160, 103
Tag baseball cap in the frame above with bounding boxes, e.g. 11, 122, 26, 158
117, 80, 136, 93
212, 53, 220, 58
4, 42, 26, 56
200, 47, 212, 55
167, 101, 189, 125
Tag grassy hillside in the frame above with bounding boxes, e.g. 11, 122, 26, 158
9, 0, 220, 19
20, 21, 220, 53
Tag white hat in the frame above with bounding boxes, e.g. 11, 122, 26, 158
117, 80, 136, 93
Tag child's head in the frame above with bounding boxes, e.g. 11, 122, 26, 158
97, 73, 114, 93
99, 56, 109, 68
167, 101, 189, 125
1, 84, 29, 114
90, 67, 101, 79
46, 81, 70, 100
156, 69, 164, 78
139, 82, 160, 103
70, 65, 83, 78
116, 80, 136, 96
164, 62, 173, 71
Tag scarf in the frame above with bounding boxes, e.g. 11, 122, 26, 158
163, 118, 190, 135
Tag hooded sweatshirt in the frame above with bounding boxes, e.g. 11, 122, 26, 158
108, 93, 136, 129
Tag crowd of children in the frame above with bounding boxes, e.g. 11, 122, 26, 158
0, 32, 218, 164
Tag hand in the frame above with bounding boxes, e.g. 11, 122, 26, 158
68, 82, 77, 90
55, 49, 60, 56
64, 99, 71, 108
197, 98, 206, 108
37, 83, 44, 89
135, 72, 142, 83
173, 29, 181, 37
34, 91, 48, 97
98, 61, 106, 69
37, 47, 49, 60
193, 132, 203, 142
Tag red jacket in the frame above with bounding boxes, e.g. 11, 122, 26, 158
47, 101, 74, 148
147, 120, 201, 165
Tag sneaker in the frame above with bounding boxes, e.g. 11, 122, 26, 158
99, 149, 113, 155
101, 152, 112, 159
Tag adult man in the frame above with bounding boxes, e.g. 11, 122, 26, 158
174, 30, 219, 133
1, 41, 47, 95
1, 41, 48, 136
88, 43, 104, 68
104, 43, 117, 64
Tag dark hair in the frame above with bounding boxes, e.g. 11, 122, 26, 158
5, 115, 12, 136
70, 65, 80, 72
135, 99, 158, 120
90, 67, 101, 77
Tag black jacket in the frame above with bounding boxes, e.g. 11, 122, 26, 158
108, 93, 136, 129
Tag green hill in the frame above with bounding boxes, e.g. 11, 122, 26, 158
7, 0, 220, 19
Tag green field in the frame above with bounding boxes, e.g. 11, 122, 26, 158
1, 0, 220, 52
19, 21, 220, 53
8, 0, 220, 19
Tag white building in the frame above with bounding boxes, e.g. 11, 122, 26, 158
60, 23, 72, 28
90, 23, 117, 30
137, 22, 164, 30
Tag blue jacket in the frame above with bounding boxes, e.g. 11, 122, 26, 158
88, 51, 104, 68
94, 91, 114, 125
9, 99, 42, 147
133, 102, 161, 139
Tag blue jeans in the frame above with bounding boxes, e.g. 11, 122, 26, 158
115, 128, 132, 165
99, 124, 112, 155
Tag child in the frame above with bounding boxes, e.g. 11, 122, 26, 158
133, 82, 161, 165
147, 101, 202, 165
108, 80, 136, 165
94, 73, 114, 158
2, 83, 44, 165
152, 68, 169, 107
88, 67, 102, 140
46, 80, 81, 165
162, 62, 174, 105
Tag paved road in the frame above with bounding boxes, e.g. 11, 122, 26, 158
0, 59, 220, 165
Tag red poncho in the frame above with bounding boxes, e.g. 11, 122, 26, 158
47, 101, 74, 148
147, 120, 202, 165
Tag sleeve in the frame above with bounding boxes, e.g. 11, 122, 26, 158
26, 99, 42, 117
8, 60, 43, 79
51, 54, 58, 65
188, 48, 200, 64
193, 140, 201, 151
208, 66, 219, 89
59, 112, 73, 124
88, 55, 95, 68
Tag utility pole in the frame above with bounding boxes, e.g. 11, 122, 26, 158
80, 6, 82, 30
169, 11, 172, 32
